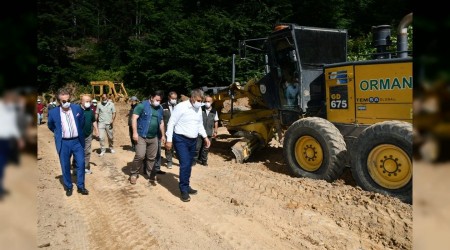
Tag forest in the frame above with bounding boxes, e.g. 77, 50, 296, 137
37, 0, 412, 98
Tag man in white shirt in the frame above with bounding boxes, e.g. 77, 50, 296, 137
0, 90, 24, 199
165, 89, 211, 202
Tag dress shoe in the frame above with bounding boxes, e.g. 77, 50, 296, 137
66, 188, 73, 197
156, 170, 166, 175
181, 192, 191, 202
188, 187, 198, 195
149, 175, 157, 186
77, 188, 89, 195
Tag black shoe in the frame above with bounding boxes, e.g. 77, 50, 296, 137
201, 162, 208, 167
149, 175, 157, 186
188, 187, 198, 195
181, 192, 191, 202
66, 188, 73, 197
156, 170, 166, 175
77, 188, 89, 195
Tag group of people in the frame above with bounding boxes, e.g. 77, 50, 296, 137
47, 87, 218, 202
128, 89, 218, 202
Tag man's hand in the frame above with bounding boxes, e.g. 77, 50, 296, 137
161, 135, 166, 145
204, 137, 211, 148
213, 131, 218, 138
133, 132, 139, 142
165, 142, 172, 150
17, 138, 25, 150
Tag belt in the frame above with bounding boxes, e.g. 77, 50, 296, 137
174, 133, 196, 140
62, 137, 79, 140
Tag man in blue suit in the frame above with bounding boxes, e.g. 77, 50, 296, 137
48, 87, 89, 196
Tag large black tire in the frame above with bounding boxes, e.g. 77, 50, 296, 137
283, 117, 347, 182
351, 121, 412, 204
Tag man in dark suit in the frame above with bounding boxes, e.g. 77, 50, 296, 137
48, 87, 89, 196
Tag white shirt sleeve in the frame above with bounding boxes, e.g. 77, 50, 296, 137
214, 111, 219, 121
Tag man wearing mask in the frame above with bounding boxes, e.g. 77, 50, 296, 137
96, 93, 116, 156
154, 91, 178, 171
47, 88, 89, 196
91, 99, 98, 115
194, 95, 219, 166
285, 78, 299, 107
127, 96, 139, 152
129, 91, 165, 185
47, 98, 57, 112
72, 95, 98, 175
165, 89, 211, 202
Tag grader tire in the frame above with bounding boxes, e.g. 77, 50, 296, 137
283, 117, 347, 182
351, 121, 412, 204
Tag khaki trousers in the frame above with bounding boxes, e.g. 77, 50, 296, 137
130, 136, 158, 177
98, 123, 114, 149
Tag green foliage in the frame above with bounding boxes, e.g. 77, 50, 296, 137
347, 34, 375, 61
37, 0, 412, 95
86, 69, 125, 83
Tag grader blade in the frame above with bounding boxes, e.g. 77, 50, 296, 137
231, 133, 262, 163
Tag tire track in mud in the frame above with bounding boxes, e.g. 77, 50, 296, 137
72, 153, 158, 250
193, 160, 412, 249
38, 127, 90, 250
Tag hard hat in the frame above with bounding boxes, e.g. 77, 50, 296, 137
92, 99, 98, 103
130, 96, 139, 101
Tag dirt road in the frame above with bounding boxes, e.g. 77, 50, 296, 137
37, 102, 412, 249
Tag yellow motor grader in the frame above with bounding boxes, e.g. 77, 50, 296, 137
90, 81, 129, 102
208, 13, 413, 203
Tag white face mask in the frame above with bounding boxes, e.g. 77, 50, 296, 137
193, 101, 202, 109
93, 102, 97, 106
152, 101, 160, 107
62, 102, 71, 109
204, 102, 211, 108
84, 102, 91, 108
169, 99, 177, 105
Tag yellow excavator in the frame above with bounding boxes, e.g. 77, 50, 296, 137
208, 13, 413, 203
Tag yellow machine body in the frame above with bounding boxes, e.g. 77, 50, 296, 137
325, 60, 413, 125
